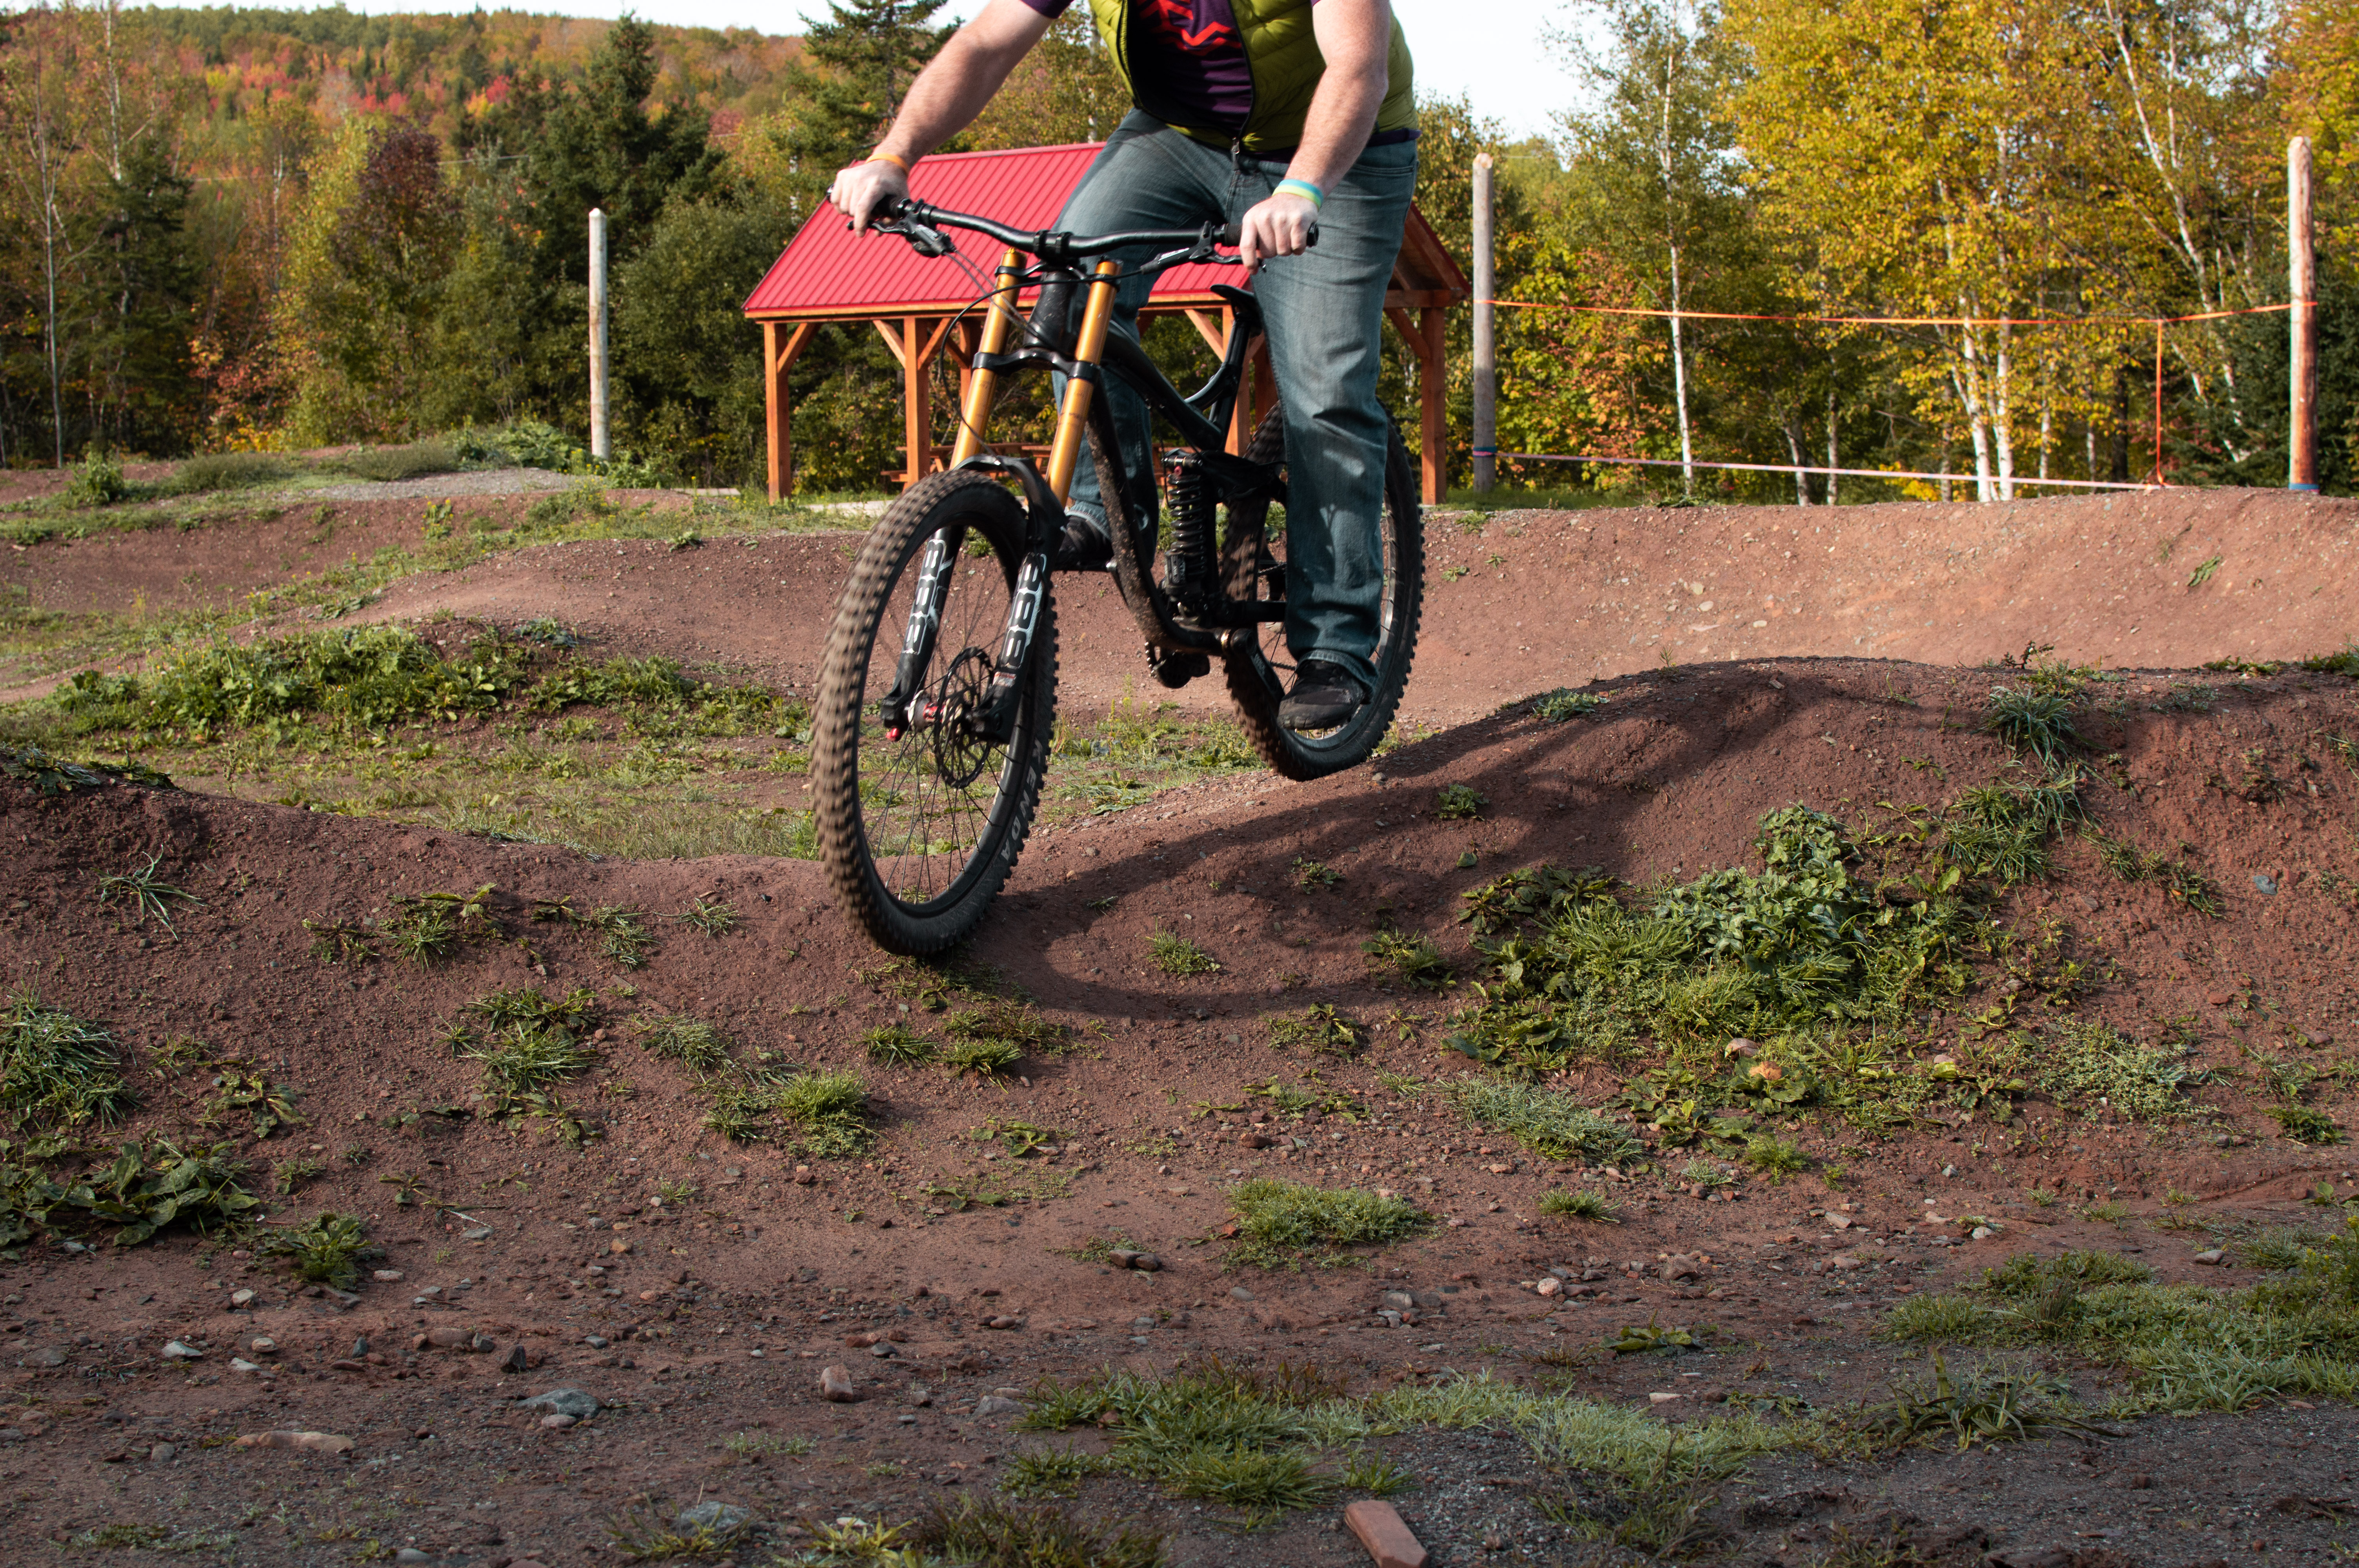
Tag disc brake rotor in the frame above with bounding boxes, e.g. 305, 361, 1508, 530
916, 646, 998, 789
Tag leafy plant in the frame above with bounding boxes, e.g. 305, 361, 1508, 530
202, 1065, 303, 1139
1434, 783, 1487, 820
1742, 1136, 1808, 1181
1532, 688, 1606, 722
260, 1211, 375, 1289
2267, 1104, 2344, 1145
941, 1038, 1022, 1078
975, 1118, 1061, 1157
1267, 1004, 1362, 1055
95, 855, 202, 936
57, 1136, 263, 1245
1605, 1317, 1696, 1355
1292, 857, 1341, 889
1363, 930, 1453, 989
903, 1498, 1165, 1568
771, 1071, 875, 1159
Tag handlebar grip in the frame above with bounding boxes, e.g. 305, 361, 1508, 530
1216, 221, 1319, 249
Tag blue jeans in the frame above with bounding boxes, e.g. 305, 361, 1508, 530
1054, 112, 1418, 687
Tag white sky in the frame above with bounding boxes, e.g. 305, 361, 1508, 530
142, 0, 1578, 140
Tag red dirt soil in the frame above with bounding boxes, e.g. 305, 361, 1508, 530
4, 483, 2359, 1564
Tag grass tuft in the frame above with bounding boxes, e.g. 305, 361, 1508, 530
906, 1496, 1166, 1568
95, 854, 202, 936
1225, 1178, 1427, 1268
1983, 685, 2080, 767
1445, 1079, 1643, 1165
0, 986, 135, 1128
1854, 1350, 2088, 1450
1538, 1189, 1618, 1222
1149, 929, 1219, 976
1362, 930, 1453, 990
260, 1212, 375, 1290
862, 1025, 937, 1067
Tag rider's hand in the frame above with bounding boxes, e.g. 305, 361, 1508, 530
1237, 191, 1318, 272
829, 158, 910, 234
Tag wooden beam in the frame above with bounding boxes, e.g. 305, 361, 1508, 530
764, 320, 816, 502
1418, 306, 1447, 506
1182, 307, 1229, 357
1385, 307, 1429, 363
873, 319, 908, 369
901, 316, 930, 490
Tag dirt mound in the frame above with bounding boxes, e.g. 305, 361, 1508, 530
9, 486, 2353, 724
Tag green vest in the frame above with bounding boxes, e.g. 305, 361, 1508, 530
1085, 0, 1418, 156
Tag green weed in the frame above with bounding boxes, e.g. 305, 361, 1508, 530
260, 1212, 375, 1289
941, 1038, 1022, 1078
903, 1497, 1165, 1568
2268, 1104, 2344, 1144
1538, 1189, 1618, 1221
1742, 1136, 1809, 1181
1855, 1351, 2088, 1450
0, 986, 135, 1128
95, 855, 202, 936
1226, 1178, 1427, 1268
1435, 784, 1487, 820
1532, 688, 1607, 722
862, 1026, 937, 1067
1362, 930, 1453, 990
1267, 1005, 1363, 1056
1292, 857, 1341, 889
675, 898, 738, 936
1984, 686, 2081, 768
1446, 1079, 1643, 1165
634, 1014, 732, 1074
1150, 930, 1219, 976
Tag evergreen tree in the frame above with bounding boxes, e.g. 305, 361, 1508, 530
80, 129, 200, 455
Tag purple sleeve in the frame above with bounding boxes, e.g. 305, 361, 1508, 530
1016, 0, 1075, 15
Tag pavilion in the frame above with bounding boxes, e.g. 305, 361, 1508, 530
740, 143, 1470, 503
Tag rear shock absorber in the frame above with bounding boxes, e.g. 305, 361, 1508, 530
1161, 450, 1213, 615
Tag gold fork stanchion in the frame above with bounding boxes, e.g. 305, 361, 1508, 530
1045, 260, 1121, 505
950, 249, 1025, 468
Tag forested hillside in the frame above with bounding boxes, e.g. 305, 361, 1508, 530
0, 0, 2354, 495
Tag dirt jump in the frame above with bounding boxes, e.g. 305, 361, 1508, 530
0, 476, 2355, 1568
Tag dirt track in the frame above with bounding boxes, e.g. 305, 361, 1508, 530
2, 483, 2359, 1564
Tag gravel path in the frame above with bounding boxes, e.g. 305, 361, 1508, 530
306, 470, 581, 501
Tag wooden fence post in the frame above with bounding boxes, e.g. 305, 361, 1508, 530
2290, 135, 2318, 492
588, 209, 609, 461
1472, 152, 1496, 494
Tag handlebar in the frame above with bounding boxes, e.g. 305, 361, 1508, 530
859, 198, 1315, 270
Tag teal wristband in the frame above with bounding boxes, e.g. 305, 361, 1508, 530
1274, 178, 1325, 209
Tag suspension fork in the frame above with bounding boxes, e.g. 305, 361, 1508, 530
882, 525, 964, 737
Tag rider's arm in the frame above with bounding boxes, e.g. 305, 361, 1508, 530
1236, 0, 1394, 270
829, 0, 1057, 232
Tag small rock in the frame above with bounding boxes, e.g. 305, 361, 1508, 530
25, 1346, 67, 1368
1230, 1286, 1256, 1302
502, 1344, 532, 1374
540, 1414, 578, 1430
792, 1166, 816, 1185
2253, 873, 2278, 896
1826, 1214, 1855, 1230
248, 1338, 277, 1355
975, 1395, 1023, 1417
1941, 1164, 1958, 1178
426, 1328, 471, 1349
1534, 1278, 1562, 1298
2110, 1472, 2155, 1490
583, 1335, 610, 1349
609, 1239, 633, 1256
819, 1365, 859, 1402
1970, 1226, 1996, 1241
1663, 1254, 1706, 1281
229, 1289, 256, 1308
516, 1388, 601, 1420
148, 1443, 176, 1462
905, 1385, 933, 1408
396, 1550, 434, 1564
1725, 1036, 1757, 1056
372, 1270, 403, 1283
230, 1357, 265, 1375
2192, 1249, 2227, 1266
676, 1501, 751, 1534
1130, 1252, 1163, 1272
461, 1226, 494, 1241
869, 1342, 896, 1359
234, 1430, 356, 1455
1649, 1392, 1682, 1404
1240, 1132, 1270, 1149
2205, 990, 2235, 1007
160, 1341, 202, 1362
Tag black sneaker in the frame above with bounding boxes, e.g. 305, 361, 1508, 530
1052, 503, 1112, 569
1279, 659, 1366, 731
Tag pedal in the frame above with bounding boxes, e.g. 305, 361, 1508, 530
1151, 651, 1211, 689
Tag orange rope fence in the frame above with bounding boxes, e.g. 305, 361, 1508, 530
1502, 451, 2158, 493
1475, 298, 2295, 487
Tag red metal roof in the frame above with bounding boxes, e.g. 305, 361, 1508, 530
742, 143, 1239, 318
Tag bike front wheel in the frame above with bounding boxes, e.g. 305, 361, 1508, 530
812, 471, 1057, 955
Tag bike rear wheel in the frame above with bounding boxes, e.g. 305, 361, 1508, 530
812, 471, 1057, 955
1219, 404, 1424, 780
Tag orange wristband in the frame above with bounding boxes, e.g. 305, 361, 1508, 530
867, 151, 912, 173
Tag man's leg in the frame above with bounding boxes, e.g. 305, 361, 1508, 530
1049, 115, 1233, 546
1244, 139, 1418, 695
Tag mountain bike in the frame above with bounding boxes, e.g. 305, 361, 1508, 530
812, 196, 1424, 955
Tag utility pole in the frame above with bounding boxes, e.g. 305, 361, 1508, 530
1472, 152, 1496, 494
2290, 137, 2317, 493
589, 208, 610, 461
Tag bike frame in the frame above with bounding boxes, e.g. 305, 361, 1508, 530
871, 199, 1292, 747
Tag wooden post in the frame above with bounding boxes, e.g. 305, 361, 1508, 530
1471, 152, 1496, 493
2290, 135, 2319, 492
763, 320, 814, 501
2151, 316, 2165, 485
588, 208, 609, 460
901, 315, 929, 490
1418, 306, 1446, 505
